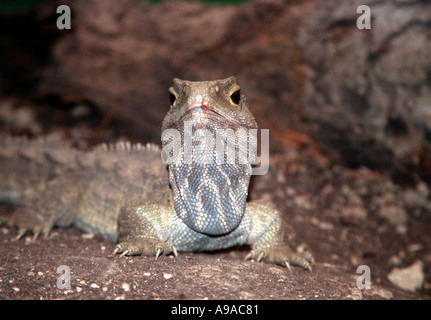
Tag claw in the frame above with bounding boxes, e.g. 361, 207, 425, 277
120, 249, 129, 257
171, 245, 178, 258
300, 257, 312, 272
112, 246, 129, 256
155, 247, 162, 260
290, 254, 313, 271
284, 260, 292, 272
32, 232, 40, 241
244, 252, 252, 261
246, 246, 314, 271
14, 228, 27, 241
244, 251, 266, 262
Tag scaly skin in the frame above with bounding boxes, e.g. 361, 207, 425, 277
0, 138, 164, 241
114, 77, 313, 270
1, 77, 313, 271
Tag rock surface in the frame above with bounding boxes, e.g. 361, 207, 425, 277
388, 260, 425, 292
34, 0, 431, 181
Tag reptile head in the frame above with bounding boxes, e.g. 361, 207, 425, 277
161, 77, 258, 236
162, 76, 257, 131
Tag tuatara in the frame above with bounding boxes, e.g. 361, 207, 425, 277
0, 77, 313, 270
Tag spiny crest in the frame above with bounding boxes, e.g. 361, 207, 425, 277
93, 141, 161, 153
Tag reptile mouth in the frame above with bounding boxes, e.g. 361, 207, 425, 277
181, 103, 245, 129
187, 104, 221, 116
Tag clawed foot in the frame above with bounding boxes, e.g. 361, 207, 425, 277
8, 209, 52, 241
113, 239, 178, 260
245, 246, 314, 271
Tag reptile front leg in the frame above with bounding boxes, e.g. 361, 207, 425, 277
113, 201, 178, 259
245, 201, 314, 271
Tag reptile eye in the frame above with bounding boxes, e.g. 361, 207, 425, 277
169, 92, 176, 105
230, 90, 240, 105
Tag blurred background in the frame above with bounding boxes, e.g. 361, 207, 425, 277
0, 0, 430, 298
1, 0, 431, 184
